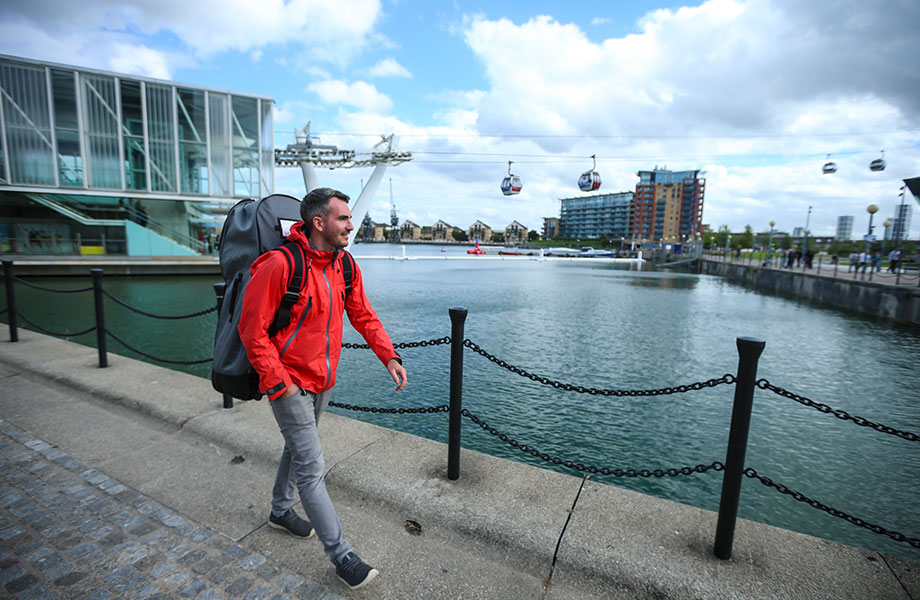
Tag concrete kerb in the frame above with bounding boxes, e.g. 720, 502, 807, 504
2, 329, 919, 599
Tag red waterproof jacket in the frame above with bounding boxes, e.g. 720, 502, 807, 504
238, 222, 399, 400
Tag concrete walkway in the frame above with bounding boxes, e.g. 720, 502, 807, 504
0, 330, 917, 599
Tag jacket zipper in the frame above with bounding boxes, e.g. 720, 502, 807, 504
319, 253, 336, 391
279, 296, 311, 358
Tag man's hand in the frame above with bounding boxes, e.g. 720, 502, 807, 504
280, 384, 301, 398
387, 358, 408, 391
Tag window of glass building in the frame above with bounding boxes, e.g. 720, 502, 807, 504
0, 63, 56, 185
260, 99, 273, 197
208, 92, 231, 197
177, 88, 208, 194
232, 96, 259, 197
146, 84, 176, 192
52, 69, 82, 187
81, 73, 121, 189
120, 80, 147, 191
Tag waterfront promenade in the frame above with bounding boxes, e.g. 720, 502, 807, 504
0, 329, 917, 599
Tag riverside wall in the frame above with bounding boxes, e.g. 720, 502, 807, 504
700, 259, 920, 325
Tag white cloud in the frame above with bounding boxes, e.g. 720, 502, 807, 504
591, 17, 612, 25
366, 57, 412, 78
308, 79, 393, 113
0, 0, 383, 73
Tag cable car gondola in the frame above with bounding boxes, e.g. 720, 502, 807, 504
869, 150, 886, 172
578, 154, 602, 191
822, 154, 837, 174
501, 161, 522, 195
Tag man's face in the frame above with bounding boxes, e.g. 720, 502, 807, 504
313, 197, 353, 250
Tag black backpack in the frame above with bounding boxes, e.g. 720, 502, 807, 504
211, 194, 354, 400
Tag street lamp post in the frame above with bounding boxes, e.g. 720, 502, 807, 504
862, 204, 879, 281
802, 228, 810, 270
767, 220, 775, 267
801, 206, 812, 270
882, 219, 892, 272
897, 186, 906, 249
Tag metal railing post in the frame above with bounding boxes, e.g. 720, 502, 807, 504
91, 269, 108, 368
714, 336, 765, 560
3, 260, 18, 342
213, 282, 233, 409
448, 306, 468, 480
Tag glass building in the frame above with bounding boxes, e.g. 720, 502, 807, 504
836, 215, 854, 241
558, 192, 634, 239
0, 54, 274, 256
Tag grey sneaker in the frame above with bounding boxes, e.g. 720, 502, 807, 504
335, 552, 379, 590
268, 509, 314, 539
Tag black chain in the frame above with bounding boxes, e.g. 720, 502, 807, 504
463, 339, 735, 396
12, 276, 92, 294
342, 336, 451, 350
745, 468, 920, 549
329, 401, 449, 414
102, 290, 218, 319
462, 408, 723, 477
757, 379, 920, 442
16, 311, 96, 338
105, 330, 213, 365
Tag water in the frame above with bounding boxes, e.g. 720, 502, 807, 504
3, 244, 919, 562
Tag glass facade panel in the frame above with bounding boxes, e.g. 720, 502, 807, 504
120, 80, 147, 190
232, 96, 258, 197
208, 92, 231, 196
51, 70, 82, 186
0, 63, 55, 185
177, 88, 207, 194
234, 148, 258, 197
260, 99, 273, 197
146, 84, 176, 192
81, 74, 121, 189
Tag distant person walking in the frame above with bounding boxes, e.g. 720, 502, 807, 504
848, 251, 858, 272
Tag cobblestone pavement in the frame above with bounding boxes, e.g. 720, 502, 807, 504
0, 419, 343, 600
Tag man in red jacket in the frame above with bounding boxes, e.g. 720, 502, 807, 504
239, 187, 407, 591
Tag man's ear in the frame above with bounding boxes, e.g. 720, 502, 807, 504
312, 215, 325, 232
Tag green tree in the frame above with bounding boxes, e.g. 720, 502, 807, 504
780, 235, 792, 250
714, 225, 730, 248
738, 225, 754, 249
528, 230, 540, 241
452, 228, 468, 242
492, 232, 505, 243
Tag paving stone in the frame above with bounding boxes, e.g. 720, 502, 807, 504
5, 572, 39, 594
179, 578, 207, 597
194, 589, 224, 600
53, 570, 88, 587
226, 576, 253, 596
243, 586, 273, 600
237, 553, 267, 571
208, 565, 234, 585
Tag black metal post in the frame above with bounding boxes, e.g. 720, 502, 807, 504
714, 336, 765, 560
447, 306, 468, 480
3, 261, 18, 342
91, 269, 108, 368
213, 282, 233, 409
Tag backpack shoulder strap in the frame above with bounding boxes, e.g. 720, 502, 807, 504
340, 249, 354, 297
269, 240, 305, 337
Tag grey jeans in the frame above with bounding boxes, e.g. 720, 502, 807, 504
270, 390, 352, 562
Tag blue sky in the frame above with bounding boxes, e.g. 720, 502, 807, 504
2, 0, 919, 238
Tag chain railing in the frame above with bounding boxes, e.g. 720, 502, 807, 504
757, 379, 920, 442
463, 338, 735, 396
744, 468, 920, 549
2, 261, 917, 560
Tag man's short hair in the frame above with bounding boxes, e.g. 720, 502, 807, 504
300, 187, 350, 230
